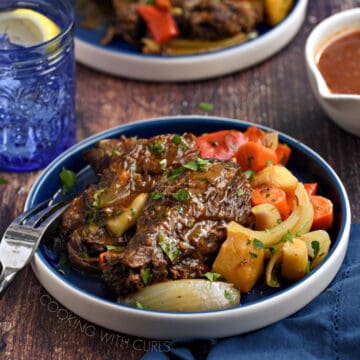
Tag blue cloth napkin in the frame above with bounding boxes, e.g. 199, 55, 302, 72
142, 224, 360, 360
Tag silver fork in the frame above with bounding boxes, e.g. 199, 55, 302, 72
0, 196, 74, 297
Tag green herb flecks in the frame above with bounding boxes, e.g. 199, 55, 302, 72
59, 167, 76, 195
79, 252, 90, 259
199, 102, 214, 112
236, 189, 245, 197
151, 192, 163, 200
92, 188, 107, 208
253, 238, 265, 250
158, 233, 181, 262
105, 245, 124, 252
203, 272, 221, 282
59, 255, 68, 265
224, 289, 234, 304
141, 268, 151, 285
311, 240, 320, 258
244, 170, 255, 180
171, 189, 189, 202
167, 167, 185, 181
0, 178, 8, 185
249, 251, 258, 258
135, 301, 144, 309
147, 140, 166, 156
183, 158, 209, 172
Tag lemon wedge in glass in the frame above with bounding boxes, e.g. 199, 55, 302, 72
0, 8, 60, 47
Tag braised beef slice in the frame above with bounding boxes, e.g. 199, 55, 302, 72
62, 133, 200, 271
61, 133, 252, 295
102, 160, 252, 296
110, 0, 263, 44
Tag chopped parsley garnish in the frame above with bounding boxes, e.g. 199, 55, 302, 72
199, 102, 214, 112
167, 167, 185, 181
111, 149, 121, 156
92, 188, 107, 208
141, 268, 151, 285
58, 269, 65, 275
203, 272, 221, 282
305, 261, 311, 274
177, 207, 184, 215
224, 289, 234, 304
79, 252, 89, 259
0, 178, 8, 185
253, 238, 265, 250
249, 251, 258, 258
172, 135, 183, 144
158, 233, 181, 262
276, 218, 282, 224
183, 158, 209, 172
135, 301, 144, 309
266, 160, 273, 167
244, 170, 255, 180
105, 245, 124, 252
171, 189, 189, 202
311, 240, 320, 258
59, 255, 68, 265
236, 189, 245, 197
151, 191, 163, 200
281, 230, 293, 243
59, 167, 76, 195
147, 140, 166, 155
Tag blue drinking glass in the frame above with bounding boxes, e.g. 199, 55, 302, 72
0, 0, 75, 171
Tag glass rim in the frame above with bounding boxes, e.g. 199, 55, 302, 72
0, 0, 74, 53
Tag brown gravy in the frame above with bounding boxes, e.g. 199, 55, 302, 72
317, 28, 360, 95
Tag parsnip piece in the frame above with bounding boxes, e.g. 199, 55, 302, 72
251, 203, 282, 230
212, 228, 264, 293
226, 183, 313, 248
292, 183, 314, 236
119, 279, 240, 311
106, 193, 148, 237
281, 238, 308, 281
263, 132, 279, 150
251, 165, 298, 192
300, 230, 331, 269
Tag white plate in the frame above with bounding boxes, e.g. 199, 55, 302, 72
26, 116, 351, 339
75, 0, 308, 81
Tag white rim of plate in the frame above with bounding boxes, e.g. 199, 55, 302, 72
75, 0, 308, 81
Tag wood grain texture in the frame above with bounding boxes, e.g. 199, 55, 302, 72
1, 1, 359, 359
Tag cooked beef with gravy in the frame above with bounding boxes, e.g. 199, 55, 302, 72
110, 0, 263, 45
61, 133, 252, 296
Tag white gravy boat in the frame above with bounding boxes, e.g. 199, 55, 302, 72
305, 8, 360, 137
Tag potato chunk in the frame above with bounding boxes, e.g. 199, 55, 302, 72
281, 237, 308, 281
212, 222, 264, 292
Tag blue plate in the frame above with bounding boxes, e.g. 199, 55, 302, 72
26, 116, 351, 338
74, 0, 308, 81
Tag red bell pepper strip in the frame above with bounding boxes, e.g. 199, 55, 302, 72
137, 5, 179, 45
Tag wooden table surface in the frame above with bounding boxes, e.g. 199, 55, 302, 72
1, 1, 359, 359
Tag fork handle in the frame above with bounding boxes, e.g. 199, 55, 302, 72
0, 267, 17, 299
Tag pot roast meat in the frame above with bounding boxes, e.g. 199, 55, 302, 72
110, 0, 263, 44
102, 160, 252, 296
60, 133, 253, 296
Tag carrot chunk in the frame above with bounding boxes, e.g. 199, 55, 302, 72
236, 141, 278, 172
276, 143, 291, 165
243, 126, 266, 143
310, 195, 334, 230
251, 184, 290, 220
304, 182, 318, 196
